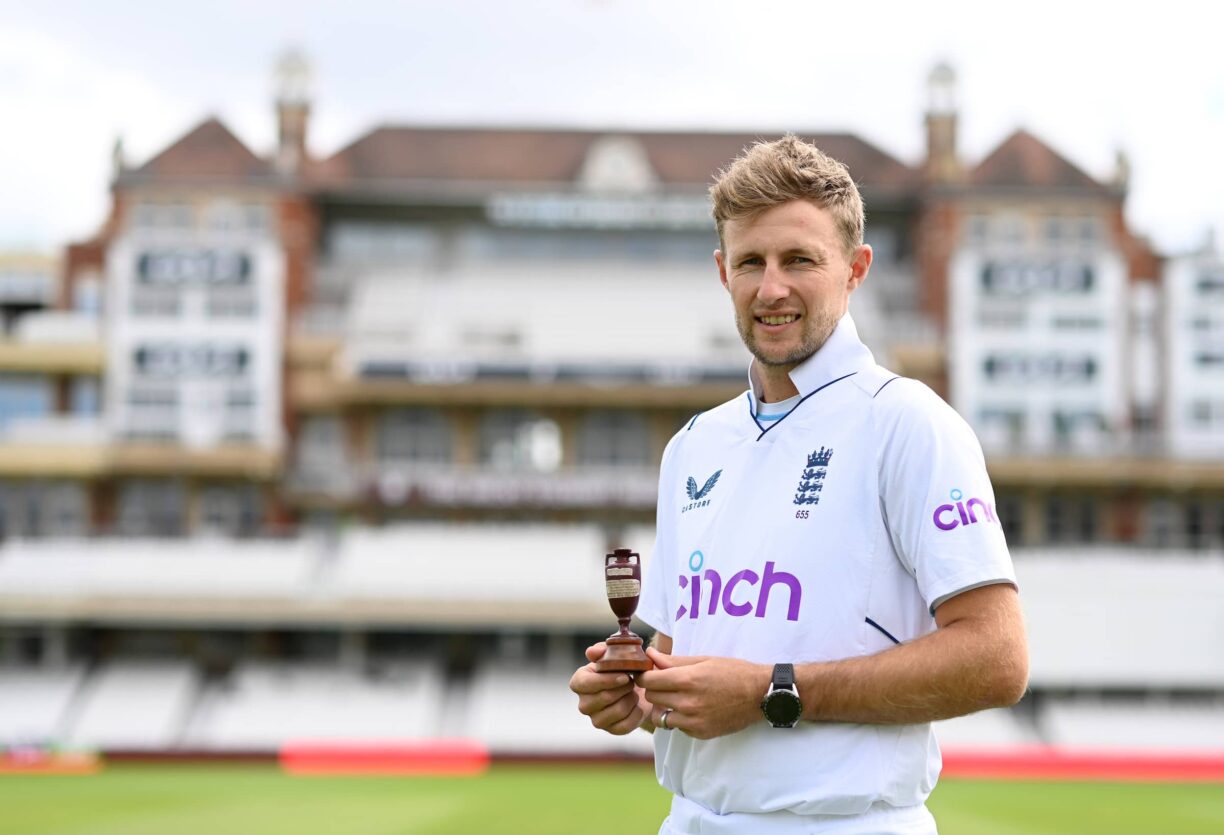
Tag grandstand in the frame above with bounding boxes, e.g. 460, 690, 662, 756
2, 527, 1222, 756
1, 57, 1222, 770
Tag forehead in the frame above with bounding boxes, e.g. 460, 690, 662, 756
722, 200, 840, 254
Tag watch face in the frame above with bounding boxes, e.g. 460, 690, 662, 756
763, 690, 802, 727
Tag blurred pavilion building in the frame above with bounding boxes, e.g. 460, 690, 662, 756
0, 57, 1222, 757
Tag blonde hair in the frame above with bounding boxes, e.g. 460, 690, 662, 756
710, 134, 864, 256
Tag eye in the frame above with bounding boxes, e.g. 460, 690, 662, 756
736, 257, 764, 268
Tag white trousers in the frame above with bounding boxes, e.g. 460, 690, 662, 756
659, 795, 937, 835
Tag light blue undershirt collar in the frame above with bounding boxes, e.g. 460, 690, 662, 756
754, 393, 802, 422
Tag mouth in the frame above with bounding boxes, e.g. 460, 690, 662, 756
755, 313, 801, 327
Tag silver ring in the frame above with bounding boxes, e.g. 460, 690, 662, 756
659, 708, 673, 730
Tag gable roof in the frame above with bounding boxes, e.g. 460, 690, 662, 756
313, 126, 918, 194
128, 117, 272, 182
972, 129, 1110, 193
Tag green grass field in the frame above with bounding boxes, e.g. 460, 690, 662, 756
1, 764, 1222, 834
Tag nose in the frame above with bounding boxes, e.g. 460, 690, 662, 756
757, 263, 789, 304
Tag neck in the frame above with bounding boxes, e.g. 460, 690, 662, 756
755, 363, 800, 403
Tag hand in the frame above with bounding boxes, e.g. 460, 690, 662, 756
635, 647, 770, 740
569, 642, 649, 735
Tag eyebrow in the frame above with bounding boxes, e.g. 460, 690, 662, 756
732, 245, 828, 264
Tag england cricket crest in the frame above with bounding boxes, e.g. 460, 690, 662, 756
793, 447, 832, 506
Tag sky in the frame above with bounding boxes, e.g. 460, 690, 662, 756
3, 0, 1223, 255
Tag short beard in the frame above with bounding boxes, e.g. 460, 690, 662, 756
735, 309, 840, 369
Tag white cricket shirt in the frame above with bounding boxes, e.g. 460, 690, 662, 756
636, 314, 1016, 821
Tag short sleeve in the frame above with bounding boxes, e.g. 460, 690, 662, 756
635, 431, 683, 635
876, 380, 1016, 614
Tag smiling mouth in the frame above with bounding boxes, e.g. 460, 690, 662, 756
756, 314, 800, 325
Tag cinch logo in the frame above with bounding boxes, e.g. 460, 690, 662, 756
932, 488, 998, 531
675, 550, 802, 622
682, 469, 722, 514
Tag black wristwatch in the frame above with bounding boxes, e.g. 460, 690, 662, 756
760, 663, 802, 728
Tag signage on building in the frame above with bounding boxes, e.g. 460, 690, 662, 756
980, 260, 1094, 294
487, 193, 711, 230
133, 343, 250, 378
137, 250, 251, 285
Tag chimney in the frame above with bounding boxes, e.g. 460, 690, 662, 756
274, 49, 312, 176
924, 62, 961, 184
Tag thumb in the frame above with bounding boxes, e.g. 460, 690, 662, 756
584, 642, 607, 663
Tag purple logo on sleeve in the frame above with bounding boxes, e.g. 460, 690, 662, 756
932, 488, 998, 531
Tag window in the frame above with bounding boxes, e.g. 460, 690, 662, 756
207, 289, 258, 318
377, 408, 453, 465
131, 202, 194, 231
576, 411, 651, 466
69, 377, 101, 415
327, 222, 437, 264
297, 415, 345, 469
982, 354, 1097, 385
1078, 217, 1101, 245
1051, 316, 1101, 330
0, 373, 52, 431
994, 492, 1024, 545
131, 288, 181, 317
1195, 272, 1224, 295
980, 261, 1093, 295
1052, 411, 1105, 451
977, 409, 1025, 452
198, 483, 263, 536
117, 479, 186, 537
125, 387, 179, 440
1143, 498, 1181, 549
1044, 494, 1097, 544
222, 389, 256, 441
1043, 216, 1065, 244
478, 410, 561, 472
0, 480, 87, 538
964, 215, 988, 247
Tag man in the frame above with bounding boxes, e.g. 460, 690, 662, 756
570, 135, 1028, 834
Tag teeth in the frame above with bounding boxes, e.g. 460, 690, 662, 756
760, 315, 798, 325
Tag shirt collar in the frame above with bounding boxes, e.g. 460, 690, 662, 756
748, 313, 875, 411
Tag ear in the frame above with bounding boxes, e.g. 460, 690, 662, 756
848, 244, 872, 291
715, 249, 730, 291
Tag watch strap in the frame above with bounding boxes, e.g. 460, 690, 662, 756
772, 663, 795, 690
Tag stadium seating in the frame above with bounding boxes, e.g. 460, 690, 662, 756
0, 665, 86, 746
332, 524, 607, 605
1016, 551, 1224, 688
466, 659, 652, 756
185, 660, 445, 750
1043, 699, 1224, 751
0, 538, 316, 599
933, 707, 1038, 749
64, 661, 198, 750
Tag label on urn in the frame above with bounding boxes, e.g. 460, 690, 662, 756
605, 578, 641, 599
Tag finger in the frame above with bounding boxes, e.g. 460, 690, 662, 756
646, 648, 706, 668
570, 668, 632, 696
577, 682, 634, 715
589, 690, 640, 732
636, 665, 692, 691
584, 643, 608, 663
654, 706, 684, 733
604, 703, 645, 736
642, 690, 677, 711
